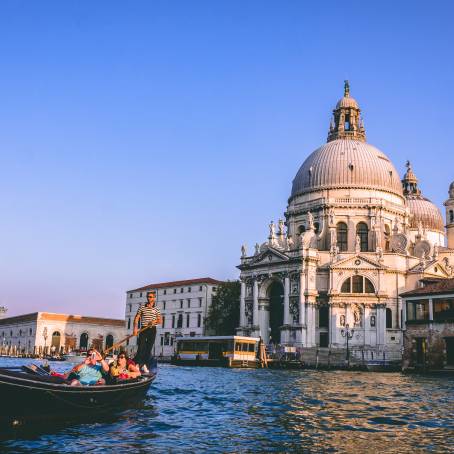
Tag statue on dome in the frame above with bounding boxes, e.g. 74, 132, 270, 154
269, 221, 276, 239
344, 80, 350, 97
307, 212, 315, 231
254, 243, 260, 255
241, 244, 247, 258
278, 219, 285, 237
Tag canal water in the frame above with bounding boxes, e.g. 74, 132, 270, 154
1, 358, 453, 452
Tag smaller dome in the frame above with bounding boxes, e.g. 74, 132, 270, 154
407, 196, 445, 232
336, 96, 359, 109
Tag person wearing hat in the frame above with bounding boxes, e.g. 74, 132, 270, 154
133, 290, 162, 373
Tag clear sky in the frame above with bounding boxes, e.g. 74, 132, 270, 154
1, 1, 453, 318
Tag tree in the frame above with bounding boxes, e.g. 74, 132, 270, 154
205, 280, 240, 335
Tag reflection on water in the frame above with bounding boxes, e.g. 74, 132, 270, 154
1, 358, 453, 452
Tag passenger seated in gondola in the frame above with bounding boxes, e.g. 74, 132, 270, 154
109, 351, 141, 382
69, 348, 109, 386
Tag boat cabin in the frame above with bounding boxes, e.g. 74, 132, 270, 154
173, 336, 260, 368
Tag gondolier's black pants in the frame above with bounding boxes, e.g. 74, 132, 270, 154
134, 326, 156, 367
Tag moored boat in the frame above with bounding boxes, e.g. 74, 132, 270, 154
0, 360, 157, 425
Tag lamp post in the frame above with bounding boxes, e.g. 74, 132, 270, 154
341, 323, 354, 368
43, 327, 48, 356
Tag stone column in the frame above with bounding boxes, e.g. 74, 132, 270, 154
402, 300, 407, 328
429, 298, 433, 321
299, 272, 306, 326
253, 280, 259, 328
377, 304, 386, 346
240, 281, 246, 327
283, 276, 290, 325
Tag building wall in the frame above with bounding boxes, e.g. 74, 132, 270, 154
124, 282, 219, 357
403, 322, 454, 369
0, 312, 125, 355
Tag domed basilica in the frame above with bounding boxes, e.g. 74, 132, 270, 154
237, 82, 454, 358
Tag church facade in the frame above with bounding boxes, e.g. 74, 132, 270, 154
237, 82, 454, 359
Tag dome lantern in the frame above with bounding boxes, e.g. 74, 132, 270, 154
327, 81, 366, 143
402, 160, 421, 196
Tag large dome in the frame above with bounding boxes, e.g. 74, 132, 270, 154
290, 139, 404, 199
406, 196, 444, 232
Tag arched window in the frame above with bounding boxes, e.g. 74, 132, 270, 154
105, 334, 114, 350
356, 222, 369, 252
450, 210, 454, 223
337, 222, 348, 251
298, 225, 306, 235
79, 333, 89, 350
51, 331, 61, 349
386, 308, 392, 329
340, 276, 375, 294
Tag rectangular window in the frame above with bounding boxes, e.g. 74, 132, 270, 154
434, 298, 454, 321
162, 316, 165, 328
187, 313, 190, 327
187, 299, 191, 308
177, 314, 183, 328
140, 292, 142, 297
163, 301, 166, 310
172, 315, 175, 328
180, 288, 184, 293
212, 287, 217, 292
188, 287, 191, 293
127, 318, 131, 330
174, 289, 177, 294
199, 297, 203, 307
180, 300, 183, 309
406, 300, 430, 321
164, 289, 167, 295
130, 293, 133, 298
199, 285, 203, 291
197, 313, 202, 328
160, 336, 164, 346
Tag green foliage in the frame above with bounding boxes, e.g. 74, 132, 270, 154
205, 280, 240, 335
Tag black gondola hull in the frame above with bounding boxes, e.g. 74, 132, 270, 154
0, 369, 155, 423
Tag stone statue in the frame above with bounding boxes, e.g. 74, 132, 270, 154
254, 243, 260, 255
355, 235, 361, 253
393, 217, 400, 234
330, 228, 337, 247
286, 235, 294, 250
376, 246, 384, 261
241, 244, 247, 258
278, 219, 285, 237
269, 221, 276, 239
307, 211, 315, 231
353, 306, 362, 326
433, 243, 439, 259
417, 221, 424, 238
328, 208, 335, 226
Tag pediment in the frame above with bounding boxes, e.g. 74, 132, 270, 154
248, 247, 289, 266
330, 254, 386, 270
409, 260, 450, 277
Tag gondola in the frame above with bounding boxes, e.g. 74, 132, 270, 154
0, 359, 157, 425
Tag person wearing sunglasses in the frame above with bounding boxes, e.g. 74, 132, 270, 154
110, 351, 141, 381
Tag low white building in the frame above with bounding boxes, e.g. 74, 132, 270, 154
0, 312, 125, 355
125, 277, 222, 357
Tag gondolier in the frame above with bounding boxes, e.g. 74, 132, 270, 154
133, 290, 162, 373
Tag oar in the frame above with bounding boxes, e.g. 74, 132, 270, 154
102, 323, 157, 356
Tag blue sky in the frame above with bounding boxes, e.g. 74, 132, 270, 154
1, 1, 453, 318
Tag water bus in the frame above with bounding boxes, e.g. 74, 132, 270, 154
172, 335, 260, 368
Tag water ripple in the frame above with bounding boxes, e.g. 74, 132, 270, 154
0, 358, 453, 452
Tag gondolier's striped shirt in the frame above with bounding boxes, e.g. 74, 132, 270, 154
136, 305, 161, 327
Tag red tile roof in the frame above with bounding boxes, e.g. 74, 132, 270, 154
400, 278, 454, 297
128, 277, 223, 293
